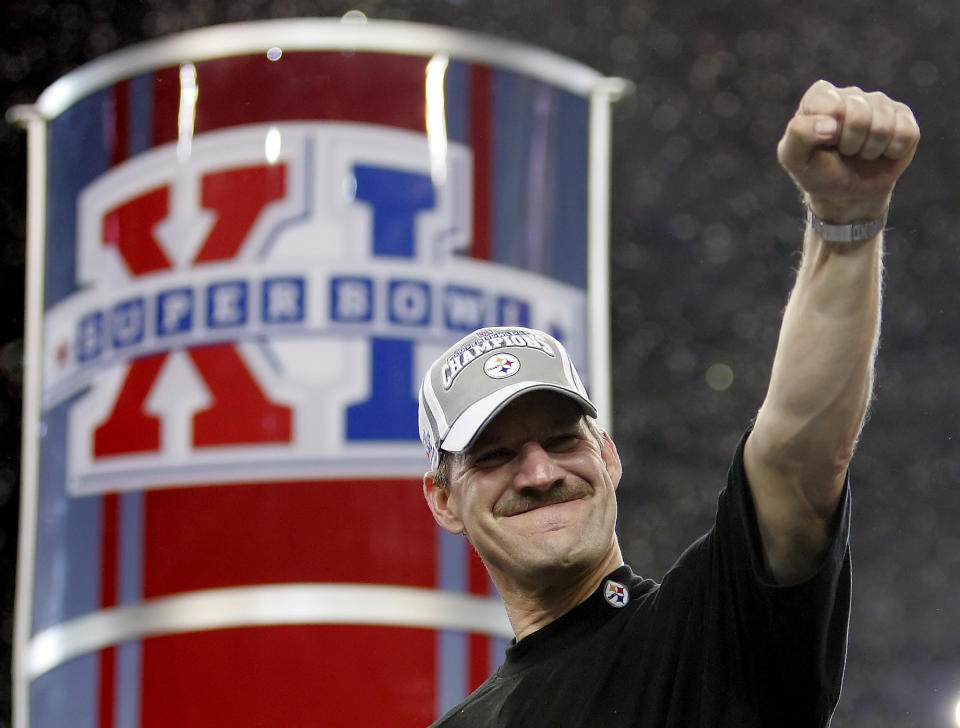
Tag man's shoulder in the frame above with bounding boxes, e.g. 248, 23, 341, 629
428, 672, 502, 727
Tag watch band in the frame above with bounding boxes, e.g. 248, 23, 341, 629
806, 207, 888, 244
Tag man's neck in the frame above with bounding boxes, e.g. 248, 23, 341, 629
495, 546, 624, 641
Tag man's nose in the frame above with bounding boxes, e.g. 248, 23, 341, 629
512, 442, 562, 492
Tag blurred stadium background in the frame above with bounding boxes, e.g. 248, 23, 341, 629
1, 1, 957, 726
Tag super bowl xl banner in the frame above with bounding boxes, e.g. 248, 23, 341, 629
13, 19, 625, 727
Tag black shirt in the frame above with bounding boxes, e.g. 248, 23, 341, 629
430, 432, 851, 727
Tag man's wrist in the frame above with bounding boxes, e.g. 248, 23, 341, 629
805, 207, 888, 244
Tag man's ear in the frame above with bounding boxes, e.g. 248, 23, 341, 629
423, 472, 465, 535
600, 430, 623, 490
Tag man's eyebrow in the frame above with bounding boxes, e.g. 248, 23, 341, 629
464, 439, 506, 460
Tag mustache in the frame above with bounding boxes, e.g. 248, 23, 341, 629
494, 480, 593, 517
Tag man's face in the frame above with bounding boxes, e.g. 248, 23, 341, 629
424, 390, 622, 591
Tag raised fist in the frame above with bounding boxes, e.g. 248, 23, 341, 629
777, 80, 920, 223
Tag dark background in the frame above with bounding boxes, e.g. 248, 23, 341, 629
1, 1, 958, 726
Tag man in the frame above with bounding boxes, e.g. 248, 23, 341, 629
417, 80, 919, 726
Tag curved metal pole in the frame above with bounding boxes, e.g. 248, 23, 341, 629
7, 103, 47, 728
587, 78, 631, 435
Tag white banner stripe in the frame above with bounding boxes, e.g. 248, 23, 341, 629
27, 583, 512, 679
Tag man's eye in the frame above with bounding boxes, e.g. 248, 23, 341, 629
544, 434, 578, 451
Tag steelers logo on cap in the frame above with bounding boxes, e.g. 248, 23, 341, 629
483, 354, 521, 379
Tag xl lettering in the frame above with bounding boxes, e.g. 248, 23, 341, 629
93, 165, 292, 458
345, 166, 433, 442
343, 165, 532, 443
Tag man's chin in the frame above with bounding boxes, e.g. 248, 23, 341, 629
511, 539, 600, 581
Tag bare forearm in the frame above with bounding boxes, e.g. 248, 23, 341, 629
755, 227, 882, 487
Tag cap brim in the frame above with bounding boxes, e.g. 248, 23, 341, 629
441, 381, 598, 454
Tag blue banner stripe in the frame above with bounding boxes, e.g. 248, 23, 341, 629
445, 61, 470, 145
30, 654, 97, 728
46, 89, 113, 308
490, 69, 588, 287
33, 400, 101, 633
436, 528, 468, 717
128, 72, 155, 157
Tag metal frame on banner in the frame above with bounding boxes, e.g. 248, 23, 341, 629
10, 18, 628, 727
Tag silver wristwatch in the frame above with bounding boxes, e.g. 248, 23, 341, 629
806, 207, 888, 244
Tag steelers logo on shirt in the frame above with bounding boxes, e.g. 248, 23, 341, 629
603, 580, 629, 608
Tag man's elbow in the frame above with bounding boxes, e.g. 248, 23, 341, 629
749, 411, 852, 518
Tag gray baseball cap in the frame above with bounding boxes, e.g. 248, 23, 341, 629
418, 326, 597, 470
